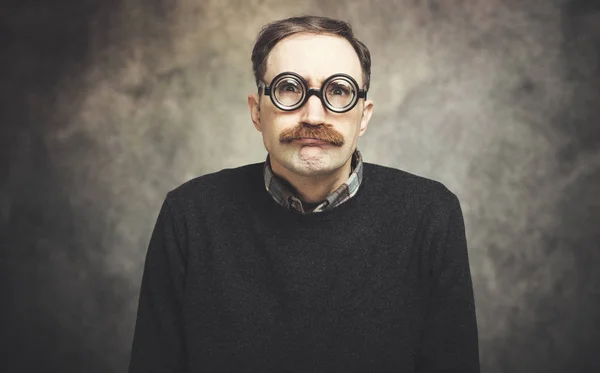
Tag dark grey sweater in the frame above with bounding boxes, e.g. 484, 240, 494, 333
129, 162, 480, 373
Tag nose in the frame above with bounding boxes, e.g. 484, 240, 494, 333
300, 93, 327, 126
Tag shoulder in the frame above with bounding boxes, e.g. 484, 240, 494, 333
364, 163, 456, 199
165, 162, 264, 208
362, 162, 460, 212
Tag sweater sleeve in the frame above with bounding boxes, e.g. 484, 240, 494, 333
416, 193, 480, 373
129, 194, 187, 373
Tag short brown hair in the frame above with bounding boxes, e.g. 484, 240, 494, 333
251, 15, 372, 91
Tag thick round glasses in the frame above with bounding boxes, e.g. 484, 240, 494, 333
258, 71, 367, 113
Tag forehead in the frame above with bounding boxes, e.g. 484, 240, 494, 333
265, 33, 363, 86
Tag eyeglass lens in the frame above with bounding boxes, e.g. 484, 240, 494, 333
273, 78, 304, 107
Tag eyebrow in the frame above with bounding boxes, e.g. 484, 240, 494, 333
269, 72, 358, 87
305, 75, 328, 86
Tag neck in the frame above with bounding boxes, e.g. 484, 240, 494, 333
270, 157, 353, 203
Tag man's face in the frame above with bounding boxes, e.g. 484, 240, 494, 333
248, 33, 374, 178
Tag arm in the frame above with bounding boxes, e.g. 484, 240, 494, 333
129, 194, 187, 373
417, 193, 480, 372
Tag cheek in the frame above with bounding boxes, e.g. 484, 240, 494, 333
266, 111, 298, 130
339, 113, 363, 135
261, 111, 299, 140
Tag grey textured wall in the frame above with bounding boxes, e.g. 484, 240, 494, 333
2, 0, 599, 372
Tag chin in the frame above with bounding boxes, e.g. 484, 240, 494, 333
269, 143, 353, 177
290, 164, 334, 177
287, 153, 345, 177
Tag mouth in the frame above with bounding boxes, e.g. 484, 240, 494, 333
291, 138, 330, 145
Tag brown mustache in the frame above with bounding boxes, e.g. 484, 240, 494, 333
279, 123, 345, 146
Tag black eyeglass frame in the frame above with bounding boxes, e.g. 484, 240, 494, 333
258, 71, 368, 113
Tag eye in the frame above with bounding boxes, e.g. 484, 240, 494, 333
282, 83, 300, 92
328, 83, 351, 96
275, 78, 302, 95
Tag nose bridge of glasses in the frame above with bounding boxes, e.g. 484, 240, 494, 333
305, 88, 323, 101
306, 88, 334, 112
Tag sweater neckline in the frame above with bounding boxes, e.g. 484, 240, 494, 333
255, 167, 367, 223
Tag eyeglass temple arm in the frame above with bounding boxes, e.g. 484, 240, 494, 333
258, 81, 271, 96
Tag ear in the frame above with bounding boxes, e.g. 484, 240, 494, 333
248, 93, 262, 132
358, 99, 374, 137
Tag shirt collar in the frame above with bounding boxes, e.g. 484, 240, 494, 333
263, 150, 363, 214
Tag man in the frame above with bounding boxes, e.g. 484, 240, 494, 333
129, 15, 480, 373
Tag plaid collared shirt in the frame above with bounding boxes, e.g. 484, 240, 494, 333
263, 150, 364, 214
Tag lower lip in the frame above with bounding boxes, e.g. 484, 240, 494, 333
292, 138, 330, 146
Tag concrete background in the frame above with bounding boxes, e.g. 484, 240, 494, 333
1, 0, 599, 371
